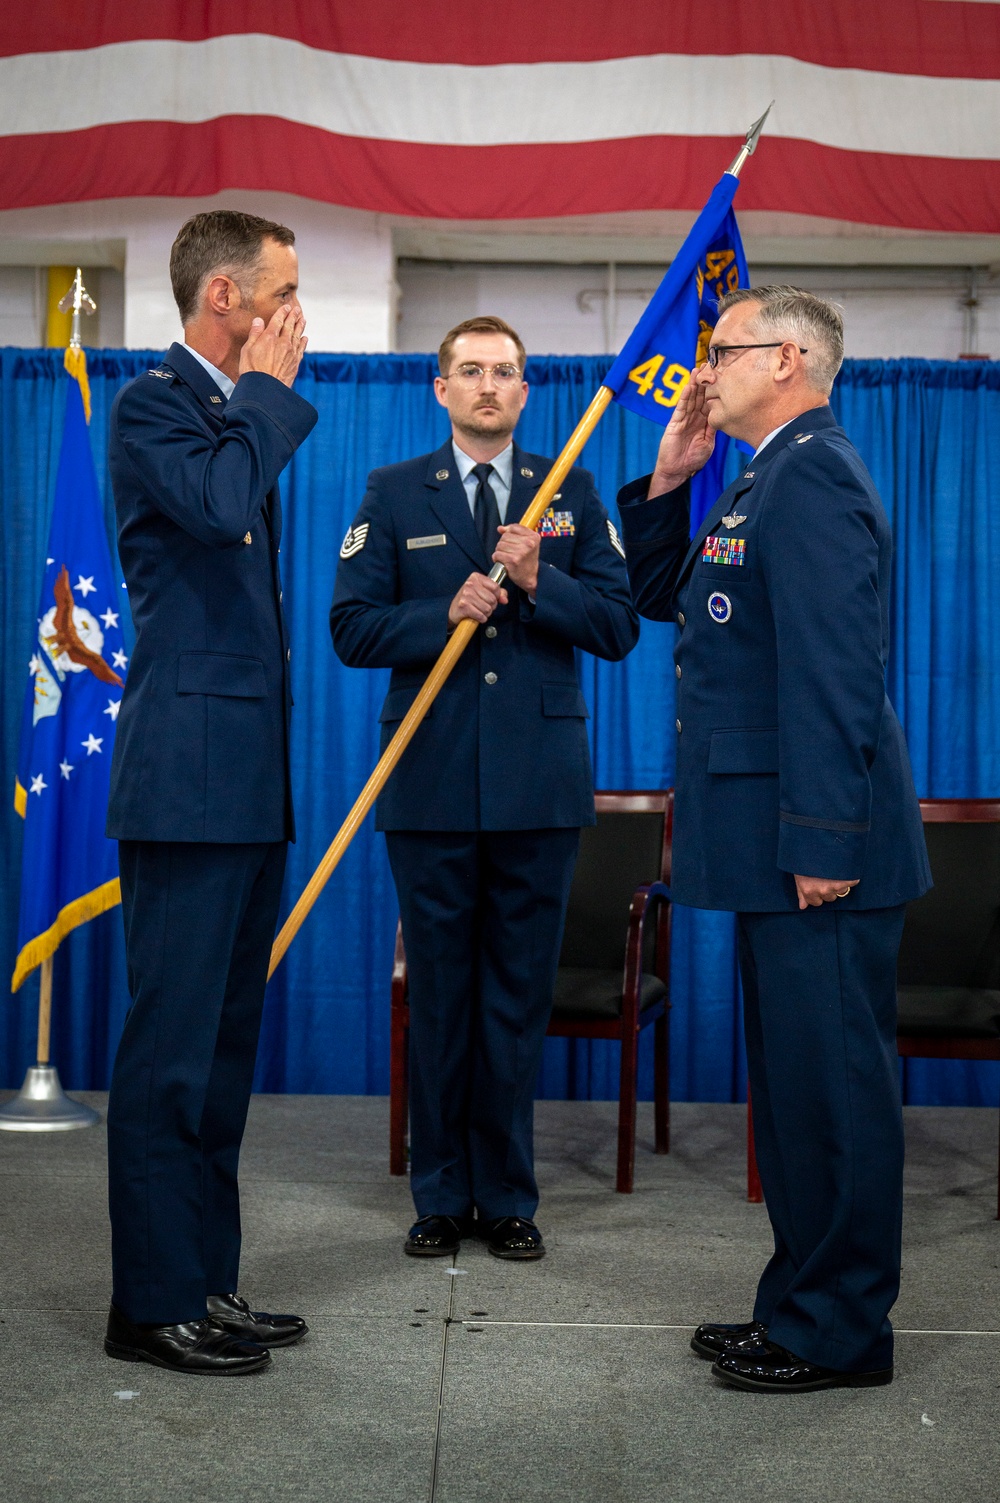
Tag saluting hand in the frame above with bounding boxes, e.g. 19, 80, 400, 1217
448, 573, 508, 627
493, 524, 540, 593
648, 375, 715, 498
239, 304, 308, 388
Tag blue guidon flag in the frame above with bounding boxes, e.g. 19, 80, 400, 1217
12, 351, 126, 992
602, 172, 750, 532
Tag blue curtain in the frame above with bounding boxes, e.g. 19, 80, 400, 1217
2, 351, 998, 1107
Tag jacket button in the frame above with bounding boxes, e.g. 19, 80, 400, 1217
485, 625, 497, 639
675, 664, 682, 679
484, 672, 497, 685
677, 612, 686, 627
676, 718, 682, 733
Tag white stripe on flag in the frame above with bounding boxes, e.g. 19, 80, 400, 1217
0, 38, 996, 161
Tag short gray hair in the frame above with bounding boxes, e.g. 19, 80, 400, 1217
716, 285, 844, 393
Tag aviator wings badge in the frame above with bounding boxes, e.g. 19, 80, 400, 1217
721, 513, 747, 530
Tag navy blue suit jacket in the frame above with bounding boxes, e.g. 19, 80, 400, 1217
618, 405, 931, 912
106, 343, 317, 843
330, 440, 639, 831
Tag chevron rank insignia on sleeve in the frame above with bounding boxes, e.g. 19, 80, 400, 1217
607, 520, 625, 559
340, 522, 370, 559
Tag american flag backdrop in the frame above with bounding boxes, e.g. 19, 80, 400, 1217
0, 4, 997, 230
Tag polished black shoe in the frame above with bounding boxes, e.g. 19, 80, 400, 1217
404, 1214, 476, 1257
691, 1320, 767, 1360
104, 1304, 270, 1375
712, 1339, 893, 1393
483, 1216, 545, 1261
207, 1292, 308, 1347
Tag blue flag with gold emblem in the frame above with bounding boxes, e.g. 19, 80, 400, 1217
602, 172, 749, 531
12, 354, 126, 991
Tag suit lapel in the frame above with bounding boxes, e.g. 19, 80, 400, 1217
425, 443, 490, 571
678, 469, 758, 584
508, 444, 543, 527
163, 342, 229, 428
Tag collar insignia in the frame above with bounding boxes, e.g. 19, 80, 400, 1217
520, 467, 534, 478
435, 468, 449, 480
209, 394, 223, 404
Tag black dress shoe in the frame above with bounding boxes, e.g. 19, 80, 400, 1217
104, 1304, 270, 1375
691, 1320, 767, 1360
207, 1292, 308, 1347
712, 1339, 893, 1392
483, 1216, 545, 1260
404, 1214, 475, 1257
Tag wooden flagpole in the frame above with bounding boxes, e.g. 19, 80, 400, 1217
268, 106, 774, 979
267, 384, 613, 978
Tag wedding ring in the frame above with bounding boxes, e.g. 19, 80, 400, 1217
835, 888, 851, 898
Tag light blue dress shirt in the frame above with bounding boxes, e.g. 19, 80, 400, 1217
452, 439, 513, 523
182, 342, 236, 400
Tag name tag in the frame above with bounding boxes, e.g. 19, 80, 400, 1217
406, 534, 447, 550
702, 535, 746, 566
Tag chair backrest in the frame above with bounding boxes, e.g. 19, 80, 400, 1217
897, 801, 1000, 988
558, 791, 672, 970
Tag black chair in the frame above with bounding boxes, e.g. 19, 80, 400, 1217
896, 799, 1000, 1217
747, 798, 1000, 1215
390, 789, 674, 1193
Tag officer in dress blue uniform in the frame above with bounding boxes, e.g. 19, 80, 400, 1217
331, 317, 638, 1261
103, 212, 317, 1375
617, 287, 930, 1393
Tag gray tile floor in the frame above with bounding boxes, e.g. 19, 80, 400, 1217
1, 1094, 997, 1502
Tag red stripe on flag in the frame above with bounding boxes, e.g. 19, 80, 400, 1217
1, 3, 997, 78
1, 120, 997, 232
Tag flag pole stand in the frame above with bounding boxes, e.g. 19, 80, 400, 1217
0, 957, 100, 1131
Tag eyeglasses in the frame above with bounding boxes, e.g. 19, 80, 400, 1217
706, 342, 808, 369
443, 362, 523, 388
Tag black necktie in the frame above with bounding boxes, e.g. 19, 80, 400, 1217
472, 463, 502, 562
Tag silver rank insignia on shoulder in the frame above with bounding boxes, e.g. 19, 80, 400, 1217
340, 521, 370, 559
435, 469, 449, 481
722, 514, 747, 530
209, 395, 222, 404
243, 532, 252, 545
796, 434, 813, 444
607, 520, 625, 559
148, 369, 173, 379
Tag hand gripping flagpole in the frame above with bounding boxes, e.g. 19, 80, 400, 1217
267, 108, 772, 980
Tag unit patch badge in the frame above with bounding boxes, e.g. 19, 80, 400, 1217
340, 521, 370, 559
606, 520, 626, 558
538, 508, 575, 538
702, 535, 746, 567
708, 591, 733, 623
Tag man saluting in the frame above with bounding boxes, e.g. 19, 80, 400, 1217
332, 317, 638, 1262
618, 286, 930, 1392
104, 211, 316, 1374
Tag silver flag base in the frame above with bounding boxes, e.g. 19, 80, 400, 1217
0, 1065, 101, 1131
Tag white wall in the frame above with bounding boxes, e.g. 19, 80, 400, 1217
0, 192, 395, 351
396, 259, 1000, 361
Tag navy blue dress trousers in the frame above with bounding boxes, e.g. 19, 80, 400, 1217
105, 344, 316, 1322
332, 439, 639, 1217
618, 406, 931, 1372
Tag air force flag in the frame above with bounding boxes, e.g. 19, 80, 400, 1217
602, 172, 750, 531
12, 355, 126, 991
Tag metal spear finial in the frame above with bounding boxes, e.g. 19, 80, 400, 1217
57, 268, 97, 350
726, 102, 774, 179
